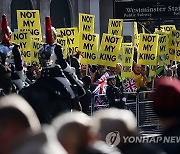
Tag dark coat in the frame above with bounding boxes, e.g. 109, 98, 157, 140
106, 85, 125, 109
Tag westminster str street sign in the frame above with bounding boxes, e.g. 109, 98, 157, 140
114, 0, 180, 20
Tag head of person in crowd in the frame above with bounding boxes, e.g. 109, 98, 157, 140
165, 68, 173, 77
133, 63, 141, 75
141, 65, 149, 77
52, 111, 91, 154
92, 108, 138, 149
82, 75, 91, 88
153, 77, 180, 129
107, 66, 116, 75
107, 75, 116, 87
91, 108, 164, 154
9, 125, 67, 154
0, 94, 41, 154
39, 16, 57, 68
97, 65, 106, 76
115, 63, 122, 75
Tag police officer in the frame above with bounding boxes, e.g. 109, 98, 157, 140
106, 75, 126, 109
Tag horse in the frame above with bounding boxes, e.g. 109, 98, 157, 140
19, 70, 84, 124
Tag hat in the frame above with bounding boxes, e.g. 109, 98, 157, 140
153, 77, 180, 117
107, 75, 116, 81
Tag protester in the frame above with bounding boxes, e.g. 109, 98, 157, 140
114, 63, 125, 91
91, 65, 106, 84
131, 63, 149, 91
153, 77, 180, 154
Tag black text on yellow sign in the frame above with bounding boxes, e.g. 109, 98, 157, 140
79, 32, 99, 65
81, 15, 93, 32
169, 40, 180, 56
139, 35, 157, 61
124, 48, 133, 63
17, 10, 41, 39
81, 33, 96, 60
57, 29, 75, 37
82, 33, 96, 51
158, 35, 169, 63
79, 13, 95, 33
100, 36, 120, 62
99, 34, 122, 67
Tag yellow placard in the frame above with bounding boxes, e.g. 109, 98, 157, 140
138, 33, 159, 66
17, 10, 42, 41
118, 43, 132, 63
160, 25, 176, 33
99, 33, 122, 67
108, 19, 123, 36
79, 13, 95, 33
31, 39, 43, 66
169, 30, 180, 62
134, 22, 139, 48
11, 31, 31, 64
121, 45, 134, 78
157, 34, 170, 66
79, 32, 99, 65
56, 27, 79, 58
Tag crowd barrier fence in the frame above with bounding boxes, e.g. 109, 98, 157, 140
90, 90, 161, 134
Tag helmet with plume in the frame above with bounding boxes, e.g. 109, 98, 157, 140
39, 16, 57, 67
0, 14, 13, 64
1, 14, 11, 44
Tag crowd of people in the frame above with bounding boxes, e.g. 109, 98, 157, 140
0, 14, 180, 154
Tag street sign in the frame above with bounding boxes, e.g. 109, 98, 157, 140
114, 0, 180, 21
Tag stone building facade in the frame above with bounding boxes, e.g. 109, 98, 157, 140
0, 0, 128, 37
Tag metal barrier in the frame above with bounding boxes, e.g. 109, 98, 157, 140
90, 91, 161, 133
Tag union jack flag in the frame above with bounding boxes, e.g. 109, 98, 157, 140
124, 78, 137, 92
92, 72, 109, 95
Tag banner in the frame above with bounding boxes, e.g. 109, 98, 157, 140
31, 39, 43, 66
138, 33, 159, 66
56, 27, 79, 58
121, 43, 134, 78
79, 32, 99, 65
108, 19, 123, 36
99, 33, 122, 67
17, 10, 42, 41
11, 31, 31, 64
79, 13, 95, 33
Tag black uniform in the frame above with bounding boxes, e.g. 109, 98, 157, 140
106, 85, 125, 109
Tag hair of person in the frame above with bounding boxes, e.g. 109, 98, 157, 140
52, 111, 91, 140
91, 108, 137, 143
0, 94, 41, 131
